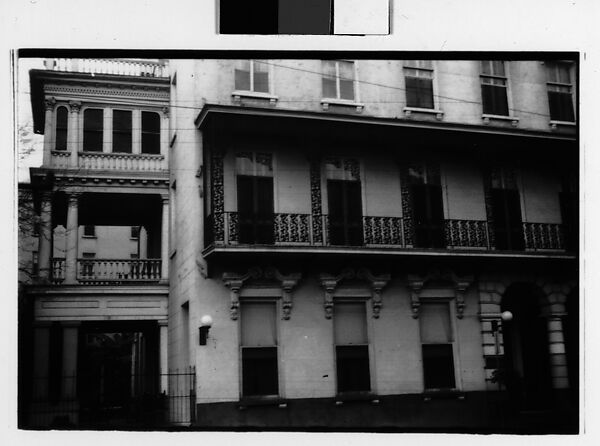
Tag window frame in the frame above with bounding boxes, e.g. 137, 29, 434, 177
418, 298, 460, 392
82, 107, 104, 152
333, 298, 373, 396
402, 60, 443, 118
238, 298, 281, 400
479, 61, 519, 123
111, 109, 133, 154
82, 225, 96, 238
54, 105, 69, 151
232, 60, 278, 102
141, 111, 161, 154
546, 61, 576, 124
321, 60, 364, 111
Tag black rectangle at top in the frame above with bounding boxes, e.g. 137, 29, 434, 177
219, 0, 332, 35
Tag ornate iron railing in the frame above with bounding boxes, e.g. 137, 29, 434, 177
207, 213, 568, 253
444, 219, 490, 249
77, 258, 161, 282
523, 222, 565, 251
46, 58, 169, 78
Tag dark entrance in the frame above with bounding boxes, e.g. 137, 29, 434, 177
564, 289, 579, 405
501, 284, 552, 410
77, 320, 160, 425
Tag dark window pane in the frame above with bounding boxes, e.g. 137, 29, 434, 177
327, 180, 363, 246
142, 111, 161, 154
55, 106, 68, 151
411, 183, 445, 248
113, 110, 132, 153
237, 175, 274, 244
48, 322, 63, 403
322, 77, 337, 98
83, 109, 103, 152
254, 71, 269, 93
482, 84, 509, 115
491, 189, 524, 250
336, 345, 370, 392
560, 191, 578, 251
235, 68, 251, 91
83, 225, 95, 236
242, 347, 278, 396
406, 77, 434, 109
548, 91, 575, 122
422, 344, 455, 389
339, 79, 354, 100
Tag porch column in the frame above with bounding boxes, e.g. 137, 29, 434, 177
159, 320, 168, 394
65, 193, 81, 284
32, 323, 51, 400
37, 191, 53, 282
547, 314, 570, 389
161, 196, 169, 281
42, 98, 55, 166
67, 101, 81, 168
62, 322, 80, 399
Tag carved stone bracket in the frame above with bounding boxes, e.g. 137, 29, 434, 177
223, 267, 301, 320
319, 268, 390, 319
407, 270, 473, 319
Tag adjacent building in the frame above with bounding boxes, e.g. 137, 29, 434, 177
20, 56, 579, 432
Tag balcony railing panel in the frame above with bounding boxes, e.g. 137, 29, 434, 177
207, 213, 569, 255
48, 58, 169, 78
77, 259, 161, 283
444, 219, 490, 249
523, 222, 565, 251
77, 152, 166, 171
51, 258, 65, 284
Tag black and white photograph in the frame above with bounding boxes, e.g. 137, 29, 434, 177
3, 0, 597, 443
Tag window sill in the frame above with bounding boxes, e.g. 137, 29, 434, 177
82, 235, 97, 239
321, 98, 364, 113
403, 107, 444, 120
232, 90, 278, 105
482, 114, 519, 126
334, 391, 379, 405
549, 120, 576, 129
238, 396, 287, 409
422, 390, 465, 401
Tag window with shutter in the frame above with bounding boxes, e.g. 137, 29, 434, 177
420, 302, 456, 390
240, 301, 278, 397
334, 302, 370, 393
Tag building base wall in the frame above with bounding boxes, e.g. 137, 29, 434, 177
193, 391, 578, 433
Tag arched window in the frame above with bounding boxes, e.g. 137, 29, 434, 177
55, 106, 68, 151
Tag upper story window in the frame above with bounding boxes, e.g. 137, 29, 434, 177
404, 60, 434, 109
546, 61, 575, 122
83, 108, 103, 152
235, 60, 270, 93
55, 106, 68, 151
236, 152, 274, 244
487, 167, 524, 250
141, 112, 161, 154
325, 157, 363, 246
83, 225, 96, 237
322, 60, 356, 101
480, 61, 509, 116
407, 164, 445, 249
419, 301, 456, 390
113, 110, 132, 153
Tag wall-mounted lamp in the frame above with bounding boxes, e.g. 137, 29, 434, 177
491, 310, 513, 332
199, 315, 213, 345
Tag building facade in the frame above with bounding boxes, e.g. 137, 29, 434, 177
20, 57, 579, 432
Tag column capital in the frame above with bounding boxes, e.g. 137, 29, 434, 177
67, 192, 82, 206
69, 101, 82, 114
161, 195, 169, 204
40, 190, 53, 201
44, 97, 56, 111
161, 106, 169, 117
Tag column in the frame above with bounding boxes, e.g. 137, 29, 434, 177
62, 322, 79, 399
103, 108, 112, 153
159, 320, 168, 394
67, 101, 81, 168
132, 109, 141, 154
32, 323, 51, 400
42, 98, 55, 166
65, 193, 81, 284
37, 191, 53, 282
161, 196, 169, 281
547, 315, 570, 389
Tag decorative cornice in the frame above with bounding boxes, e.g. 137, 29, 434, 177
45, 84, 169, 103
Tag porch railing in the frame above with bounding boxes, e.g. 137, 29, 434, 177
77, 258, 161, 282
77, 152, 167, 171
207, 212, 567, 253
51, 258, 66, 283
46, 58, 169, 78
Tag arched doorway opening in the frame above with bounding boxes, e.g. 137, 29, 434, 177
501, 283, 553, 410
